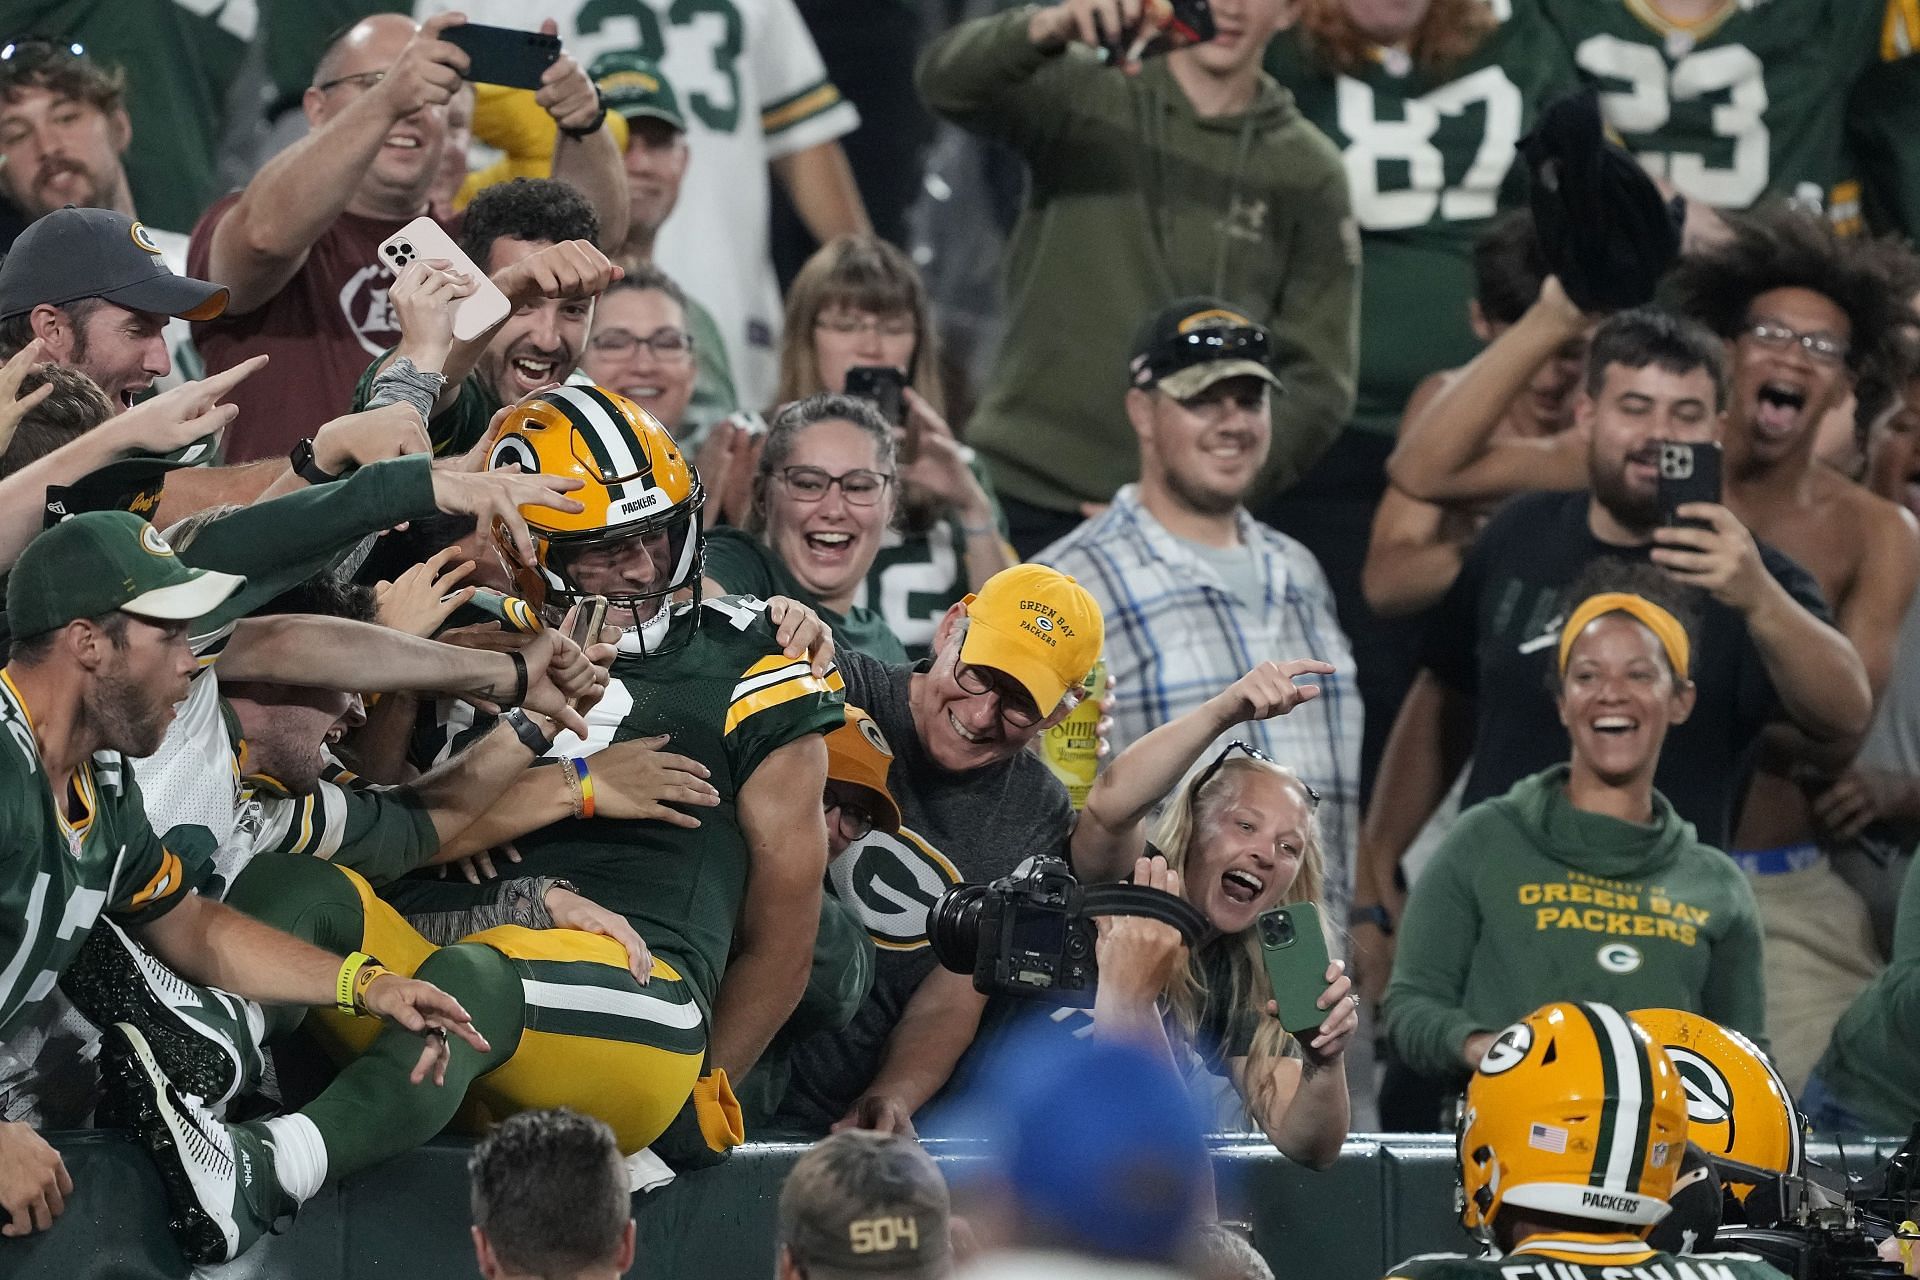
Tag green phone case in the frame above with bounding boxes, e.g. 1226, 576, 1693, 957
1258, 902, 1332, 1037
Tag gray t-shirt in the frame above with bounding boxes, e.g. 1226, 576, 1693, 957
776, 649, 1075, 1132
1173, 533, 1264, 608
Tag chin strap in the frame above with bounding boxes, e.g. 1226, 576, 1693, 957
1081, 884, 1212, 945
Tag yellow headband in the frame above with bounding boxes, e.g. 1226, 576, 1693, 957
1557, 592, 1691, 681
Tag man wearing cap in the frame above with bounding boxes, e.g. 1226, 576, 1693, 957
777, 563, 1104, 1138
187, 12, 626, 460
0, 511, 487, 1241
0, 205, 227, 412
777, 1129, 953, 1280
1038, 299, 1359, 927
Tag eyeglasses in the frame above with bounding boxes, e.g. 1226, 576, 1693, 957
1190, 740, 1320, 806
589, 327, 693, 360
0, 37, 86, 68
952, 660, 1043, 727
775, 466, 893, 506
815, 313, 916, 340
314, 68, 388, 94
823, 787, 875, 842
1745, 320, 1849, 366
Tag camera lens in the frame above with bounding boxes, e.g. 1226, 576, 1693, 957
1260, 912, 1293, 945
928, 884, 989, 976
398, 243, 412, 254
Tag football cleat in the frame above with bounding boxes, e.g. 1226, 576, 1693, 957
100, 1022, 290, 1264
62, 918, 260, 1114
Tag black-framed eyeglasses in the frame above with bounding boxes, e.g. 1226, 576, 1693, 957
588, 326, 693, 360
314, 68, 388, 94
823, 787, 874, 841
952, 659, 1043, 727
0, 37, 86, 68
1138, 324, 1274, 385
1191, 740, 1319, 806
775, 466, 893, 506
1744, 319, 1848, 366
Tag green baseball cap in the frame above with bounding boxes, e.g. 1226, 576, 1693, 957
590, 53, 685, 131
7, 511, 245, 640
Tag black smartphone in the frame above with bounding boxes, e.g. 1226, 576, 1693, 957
1103, 0, 1216, 63
844, 365, 909, 453
1656, 440, 1723, 530
442, 22, 561, 90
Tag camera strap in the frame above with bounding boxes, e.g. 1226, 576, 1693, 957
1081, 885, 1213, 946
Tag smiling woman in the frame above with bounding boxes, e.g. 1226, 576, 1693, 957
1383, 561, 1768, 1129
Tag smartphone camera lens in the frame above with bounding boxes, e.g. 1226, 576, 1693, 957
398, 243, 412, 255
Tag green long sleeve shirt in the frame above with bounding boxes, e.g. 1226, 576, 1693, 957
917, 10, 1359, 514
1812, 849, 1920, 1131
1387, 766, 1766, 1080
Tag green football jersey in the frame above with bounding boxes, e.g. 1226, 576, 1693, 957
1843, 12, 1920, 239
1389, 1234, 1790, 1280
1265, 0, 1582, 436
401, 597, 844, 1006
0, 671, 196, 1037
1541, 0, 1894, 218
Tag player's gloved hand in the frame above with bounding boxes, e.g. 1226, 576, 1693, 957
764, 596, 837, 678
588, 735, 721, 828
544, 885, 653, 984
0, 1120, 72, 1238
832, 1094, 918, 1139
358, 972, 491, 1086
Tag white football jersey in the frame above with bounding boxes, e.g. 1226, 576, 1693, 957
418, 0, 860, 404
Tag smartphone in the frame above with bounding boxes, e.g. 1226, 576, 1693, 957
568, 594, 608, 650
1103, 0, 1216, 63
1656, 440, 1723, 530
441, 21, 561, 90
377, 217, 512, 343
1258, 902, 1334, 1038
844, 365, 906, 424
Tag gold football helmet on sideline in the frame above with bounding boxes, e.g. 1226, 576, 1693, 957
1630, 1008, 1803, 1206
1459, 1001, 1689, 1238
485, 385, 705, 647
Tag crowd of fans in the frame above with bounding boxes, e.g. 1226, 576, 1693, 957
2, 0, 1920, 1274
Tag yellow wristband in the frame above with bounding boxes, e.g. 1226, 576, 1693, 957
352, 962, 391, 1017
337, 951, 377, 1016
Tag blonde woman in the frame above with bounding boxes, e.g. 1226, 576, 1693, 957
1076, 659, 1357, 1167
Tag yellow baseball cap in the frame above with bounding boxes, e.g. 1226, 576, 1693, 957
959, 564, 1104, 717
825, 706, 901, 833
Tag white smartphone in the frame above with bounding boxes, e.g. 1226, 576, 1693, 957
376, 216, 511, 343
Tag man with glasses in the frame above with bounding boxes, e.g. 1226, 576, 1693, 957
776, 563, 1104, 1138
187, 12, 626, 460
1038, 298, 1360, 931
1661, 206, 1920, 1093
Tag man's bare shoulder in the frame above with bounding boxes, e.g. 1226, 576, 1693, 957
1814, 463, 1920, 545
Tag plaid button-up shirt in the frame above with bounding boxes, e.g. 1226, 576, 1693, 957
1037, 486, 1362, 917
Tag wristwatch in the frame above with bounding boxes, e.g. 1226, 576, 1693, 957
503, 707, 556, 756
557, 93, 607, 140
1349, 903, 1394, 936
289, 437, 342, 486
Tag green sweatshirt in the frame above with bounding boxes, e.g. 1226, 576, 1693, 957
1812, 854, 1919, 1131
1387, 765, 1766, 1079
917, 11, 1359, 514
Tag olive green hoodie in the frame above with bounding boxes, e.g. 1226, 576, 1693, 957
917, 10, 1359, 514
1387, 765, 1766, 1079
1812, 849, 1919, 1131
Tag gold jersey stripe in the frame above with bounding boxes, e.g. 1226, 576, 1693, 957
762, 82, 842, 135
127, 849, 184, 909
725, 671, 839, 735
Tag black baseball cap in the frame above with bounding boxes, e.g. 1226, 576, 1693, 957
0, 207, 228, 322
1129, 297, 1282, 399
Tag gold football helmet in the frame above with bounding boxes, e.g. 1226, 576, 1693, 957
1630, 1008, 1802, 1206
1459, 1001, 1689, 1238
485, 385, 704, 647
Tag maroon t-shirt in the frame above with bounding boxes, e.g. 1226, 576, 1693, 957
188, 195, 458, 461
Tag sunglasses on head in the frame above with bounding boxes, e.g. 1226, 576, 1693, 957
0, 36, 86, 68
1138, 325, 1274, 386
1191, 740, 1319, 806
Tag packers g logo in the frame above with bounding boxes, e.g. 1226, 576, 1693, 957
1667, 1046, 1735, 1132
1479, 1021, 1533, 1074
490, 435, 540, 474
1597, 942, 1643, 974
828, 826, 961, 950
139, 525, 175, 557
130, 221, 162, 256
854, 714, 893, 759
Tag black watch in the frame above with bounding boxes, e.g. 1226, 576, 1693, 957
289, 437, 342, 486
503, 708, 556, 756
557, 95, 607, 140
1350, 903, 1394, 936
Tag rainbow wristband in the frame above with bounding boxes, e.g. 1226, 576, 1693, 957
572, 755, 595, 819
337, 951, 381, 1016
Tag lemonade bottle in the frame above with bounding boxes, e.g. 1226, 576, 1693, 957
1040, 655, 1106, 809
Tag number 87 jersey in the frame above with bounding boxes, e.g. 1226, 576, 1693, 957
1542, 0, 1905, 218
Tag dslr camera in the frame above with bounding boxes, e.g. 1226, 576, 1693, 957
928, 856, 1207, 1008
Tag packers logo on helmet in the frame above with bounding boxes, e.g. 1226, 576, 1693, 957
1630, 1008, 1802, 1206
1459, 1002, 1688, 1239
485, 385, 704, 648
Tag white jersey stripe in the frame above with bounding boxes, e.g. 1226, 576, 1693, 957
521, 978, 703, 1031
730, 661, 813, 702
